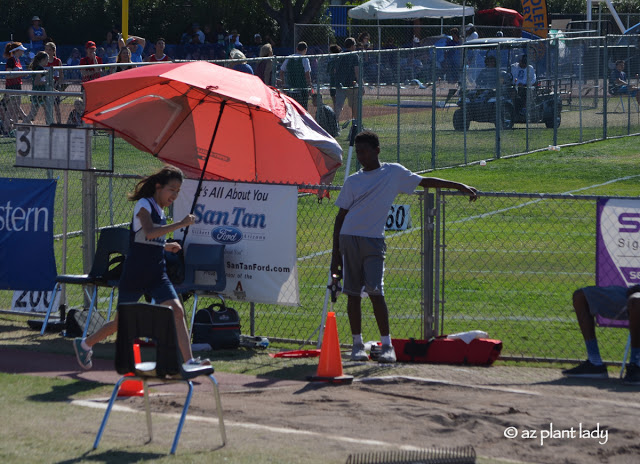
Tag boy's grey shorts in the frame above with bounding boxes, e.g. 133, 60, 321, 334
339, 234, 386, 297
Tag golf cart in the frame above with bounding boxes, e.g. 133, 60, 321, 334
452, 38, 562, 131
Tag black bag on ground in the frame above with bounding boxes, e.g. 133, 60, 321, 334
65, 308, 106, 337
192, 302, 241, 349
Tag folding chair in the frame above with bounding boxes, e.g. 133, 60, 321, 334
596, 314, 631, 378
174, 243, 227, 336
94, 302, 226, 454
41, 226, 129, 336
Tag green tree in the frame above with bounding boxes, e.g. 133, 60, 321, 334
261, 0, 328, 47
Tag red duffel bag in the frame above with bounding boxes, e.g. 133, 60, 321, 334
391, 336, 502, 365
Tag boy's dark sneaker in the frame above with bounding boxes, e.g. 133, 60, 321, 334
561, 360, 608, 378
623, 363, 640, 385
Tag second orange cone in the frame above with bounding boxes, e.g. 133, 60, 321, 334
308, 312, 353, 384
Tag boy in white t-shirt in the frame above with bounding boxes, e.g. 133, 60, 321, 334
331, 131, 477, 363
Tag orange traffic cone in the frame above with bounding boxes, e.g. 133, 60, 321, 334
118, 343, 144, 397
308, 312, 353, 384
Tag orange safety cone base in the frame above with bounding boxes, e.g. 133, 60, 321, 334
307, 374, 354, 384
308, 311, 352, 384
117, 343, 145, 397
117, 374, 145, 397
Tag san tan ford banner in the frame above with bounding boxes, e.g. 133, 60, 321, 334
175, 180, 299, 305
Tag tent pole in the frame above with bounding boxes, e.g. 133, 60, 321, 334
377, 20, 381, 99
183, 100, 227, 243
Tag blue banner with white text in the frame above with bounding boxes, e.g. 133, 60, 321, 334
0, 178, 57, 290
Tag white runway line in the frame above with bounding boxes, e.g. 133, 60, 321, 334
357, 375, 640, 409
71, 398, 424, 452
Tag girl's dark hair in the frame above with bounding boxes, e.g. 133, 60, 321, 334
129, 165, 184, 201
30, 51, 48, 70
354, 130, 379, 149
3, 42, 23, 59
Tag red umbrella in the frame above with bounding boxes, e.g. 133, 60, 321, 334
82, 61, 343, 187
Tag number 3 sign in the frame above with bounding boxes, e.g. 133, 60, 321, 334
385, 205, 412, 231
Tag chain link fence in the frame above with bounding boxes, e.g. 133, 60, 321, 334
0, 55, 637, 363
438, 191, 633, 365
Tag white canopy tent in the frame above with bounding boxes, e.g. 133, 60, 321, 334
348, 0, 474, 21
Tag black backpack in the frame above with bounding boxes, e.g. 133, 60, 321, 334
192, 302, 241, 349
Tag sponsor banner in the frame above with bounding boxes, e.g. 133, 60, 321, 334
521, 0, 549, 38
596, 198, 640, 288
0, 178, 57, 290
174, 181, 299, 305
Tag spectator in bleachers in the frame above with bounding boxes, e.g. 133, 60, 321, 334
114, 47, 132, 73
146, 38, 171, 62
192, 23, 205, 44
79, 41, 103, 82
229, 49, 253, 74
66, 47, 82, 81
226, 30, 243, 56
102, 31, 119, 63
66, 47, 81, 66
203, 24, 215, 44
3, 42, 29, 126
119, 35, 146, 63
44, 42, 63, 124
28, 16, 47, 53
214, 21, 228, 46
247, 33, 263, 58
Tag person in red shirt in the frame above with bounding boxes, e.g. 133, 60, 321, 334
2, 42, 28, 129
79, 41, 103, 82
146, 38, 171, 62
44, 42, 63, 123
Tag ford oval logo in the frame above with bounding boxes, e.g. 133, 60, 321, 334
211, 226, 243, 244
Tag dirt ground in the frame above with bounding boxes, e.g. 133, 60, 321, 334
178, 362, 640, 464
3, 344, 639, 464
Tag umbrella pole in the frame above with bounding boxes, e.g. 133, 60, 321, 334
183, 100, 227, 244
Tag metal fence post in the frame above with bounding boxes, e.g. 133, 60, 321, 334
603, 39, 608, 139
423, 191, 435, 340
82, 169, 97, 308
430, 47, 437, 170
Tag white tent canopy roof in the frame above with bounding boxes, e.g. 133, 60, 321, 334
348, 0, 474, 20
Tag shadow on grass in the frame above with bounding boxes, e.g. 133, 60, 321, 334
54, 449, 165, 464
29, 379, 110, 402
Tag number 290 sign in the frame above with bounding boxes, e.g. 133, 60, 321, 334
385, 204, 412, 231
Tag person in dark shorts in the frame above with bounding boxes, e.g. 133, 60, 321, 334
73, 165, 209, 371
330, 131, 477, 363
562, 285, 640, 384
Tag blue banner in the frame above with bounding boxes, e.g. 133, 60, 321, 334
0, 178, 57, 290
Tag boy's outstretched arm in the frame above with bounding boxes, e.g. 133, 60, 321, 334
418, 177, 478, 201
331, 208, 348, 278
